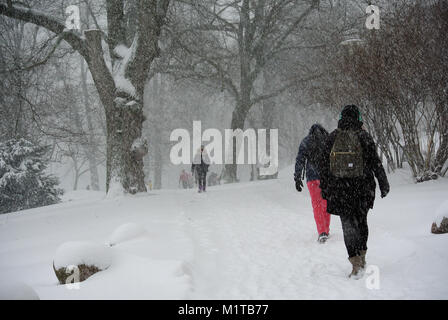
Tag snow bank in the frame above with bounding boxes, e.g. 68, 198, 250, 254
434, 200, 448, 227
2, 160, 447, 299
62, 190, 105, 203
106, 178, 125, 199
107, 223, 148, 246
54, 241, 112, 270
0, 281, 40, 300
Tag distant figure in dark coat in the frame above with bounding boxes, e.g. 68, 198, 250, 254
192, 145, 210, 193
294, 124, 331, 243
319, 105, 390, 278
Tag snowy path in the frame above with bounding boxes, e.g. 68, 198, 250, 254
181, 172, 448, 299
0, 168, 447, 299
183, 180, 388, 299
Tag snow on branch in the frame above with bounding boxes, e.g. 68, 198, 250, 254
0, 3, 87, 56
112, 38, 138, 99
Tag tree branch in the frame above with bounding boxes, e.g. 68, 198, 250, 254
0, 3, 88, 57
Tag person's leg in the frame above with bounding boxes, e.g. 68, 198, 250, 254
339, 213, 360, 258
307, 180, 327, 235
201, 172, 207, 191
321, 195, 330, 234
358, 209, 369, 267
316, 180, 331, 234
341, 209, 369, 277
340, 210, 368, 258
359, 210, 369, 251
198, 172, 203, 191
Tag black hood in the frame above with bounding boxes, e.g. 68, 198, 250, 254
308, 123, 328, 137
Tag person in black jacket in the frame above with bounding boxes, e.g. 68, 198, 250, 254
319, 105, 390, 278
294, 124, 331, 243
192, 145, 210, 193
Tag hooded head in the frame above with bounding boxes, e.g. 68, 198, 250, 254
307, 124, 329, 156
309, 123, 328, 137
338, 105, 363, 130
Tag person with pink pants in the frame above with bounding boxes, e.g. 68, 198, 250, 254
294, 124, 331, 243
307, 180, 331, 238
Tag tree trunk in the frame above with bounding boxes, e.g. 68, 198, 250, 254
153, 131, 163, 189
105, 104, 146, 193
72, 155, 79, 191
225, 103, 249, 182
84, 30, 147, 194
152, 75, 163, 189
434, 104, 448, 175
260, 69, 277, 180
80, 58, 100, 191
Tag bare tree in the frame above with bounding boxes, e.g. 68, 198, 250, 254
164, 0, 320, 181
319, 0, 448, 181
0, 0, 170, 194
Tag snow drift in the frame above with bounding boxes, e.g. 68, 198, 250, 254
0, 166, 447, 299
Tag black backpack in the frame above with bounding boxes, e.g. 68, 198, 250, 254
330, 129, 364, 178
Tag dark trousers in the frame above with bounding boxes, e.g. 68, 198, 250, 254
198, 171, 207, 190
339, 209, 369, 258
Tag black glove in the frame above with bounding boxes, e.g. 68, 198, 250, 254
381, 186, 389, 198
295, 180, 303, 192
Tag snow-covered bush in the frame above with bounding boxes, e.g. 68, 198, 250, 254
416, 171, 439, 183
0, 139, 63, 214
431, 200, 448, 234
53, 241, 112, 284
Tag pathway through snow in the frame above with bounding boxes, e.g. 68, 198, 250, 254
0, 168, 447, 299
181, 172, 447, 299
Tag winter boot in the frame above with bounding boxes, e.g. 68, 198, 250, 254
348, 256, 364, 279
360, 250, 367, 269
318, 232, 329, 243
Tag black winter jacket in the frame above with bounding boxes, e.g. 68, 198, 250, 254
294, 124, 328, 182
319, 119, 390, 216
192, 151, 210, 174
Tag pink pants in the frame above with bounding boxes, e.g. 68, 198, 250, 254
307, 180, 331, 235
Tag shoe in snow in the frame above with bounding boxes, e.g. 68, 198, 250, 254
318, 232, 329, 243
348, 255, 365, 279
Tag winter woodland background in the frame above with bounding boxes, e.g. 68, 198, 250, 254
0, 0, 447, 213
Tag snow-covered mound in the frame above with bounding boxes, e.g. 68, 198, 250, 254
54, 241, 112, 270
432, 200, 448, 234
106, 178, 125, 199
107, 223, 148, 246
434, 200, 448, 227
61, 190, 105, 203
0, 281, 40, 300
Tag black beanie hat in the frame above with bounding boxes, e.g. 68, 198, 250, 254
340, 105, 362, 123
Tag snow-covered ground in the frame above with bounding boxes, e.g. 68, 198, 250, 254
0, 166, 447, 299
